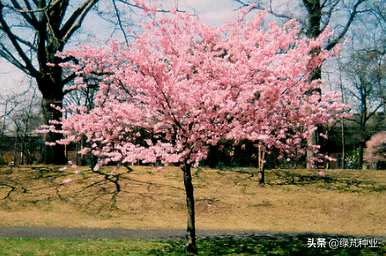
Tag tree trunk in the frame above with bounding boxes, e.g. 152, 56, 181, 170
182, 162, 197, 255
40, 80, 66, 164
339, 79, 346, 169
257, 168, 264, 185
304, 0, 322, 169
341, 120, 346, 169
358, 140, 365, 169
306, 129, 319, 169
257, 143, 266, 186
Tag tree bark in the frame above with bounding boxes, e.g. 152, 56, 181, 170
39, 77, 66, 165
182, 162, 197, 255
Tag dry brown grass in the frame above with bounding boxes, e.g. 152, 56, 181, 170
0, 165, 385, 236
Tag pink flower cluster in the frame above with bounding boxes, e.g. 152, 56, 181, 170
365, 132, 386, 163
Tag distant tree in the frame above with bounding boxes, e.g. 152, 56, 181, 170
0, 92, 21, 136
10, 88, 43, 164
364, 131, 386, 169
339, 48, 385, 168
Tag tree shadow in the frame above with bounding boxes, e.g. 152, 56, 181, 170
268, 169, 386, 192
0, 166, 183, 214
149, 233, 385, 256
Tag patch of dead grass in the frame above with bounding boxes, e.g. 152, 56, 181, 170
0, 165, 385, 236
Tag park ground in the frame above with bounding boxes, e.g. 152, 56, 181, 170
0, 165, 385, 255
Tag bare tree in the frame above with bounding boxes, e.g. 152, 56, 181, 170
0, 93, 20, 136
339, 48, 385, 168
10, 87, 43, 164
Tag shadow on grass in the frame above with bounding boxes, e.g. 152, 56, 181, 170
0, 166, 182, 213
149, 234, 385, 256
1, 166, 385, 214
267, 169, 386, 193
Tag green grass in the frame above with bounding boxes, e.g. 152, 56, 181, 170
0, 238, 165, 256
0, 236, 384, 256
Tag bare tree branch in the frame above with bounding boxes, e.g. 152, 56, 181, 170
60, 0, 99, 43
320, 0, 340, 32
0, 45, 29, 73
234, 0, 293, 20
325, 0, 367, 50
117, 0, 186, 13
112, 0, 129, 46
0, 2, 39, 76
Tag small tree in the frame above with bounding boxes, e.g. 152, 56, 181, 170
365, 132, 386, 169
45, 11, 346, 255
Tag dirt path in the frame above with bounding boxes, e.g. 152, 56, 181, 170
0, 227, 385, 241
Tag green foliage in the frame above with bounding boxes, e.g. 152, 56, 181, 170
345, 148, 361, 169
0, 157, 6, 165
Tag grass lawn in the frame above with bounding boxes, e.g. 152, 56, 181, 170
0, 236, 384, 256
0, 165, 385, 236
0, 238, 163, 256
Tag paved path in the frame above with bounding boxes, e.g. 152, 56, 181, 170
0, 227, 385, 241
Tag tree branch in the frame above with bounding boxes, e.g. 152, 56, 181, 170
0, 44, 29, 74
111, 0, 129, 46
0, 3, 38, 77
9, 0, 39, 28
234, 0, 293, 20
366, 102, 384, 122
325, 0, 367, 50
117, 0, 186, 13
60, 0, 99, 43
320, 0, 340, 33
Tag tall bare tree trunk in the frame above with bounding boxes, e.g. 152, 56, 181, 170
341, 120, 346, 168
182, 162, 197, 255
338, 76, 346, 169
